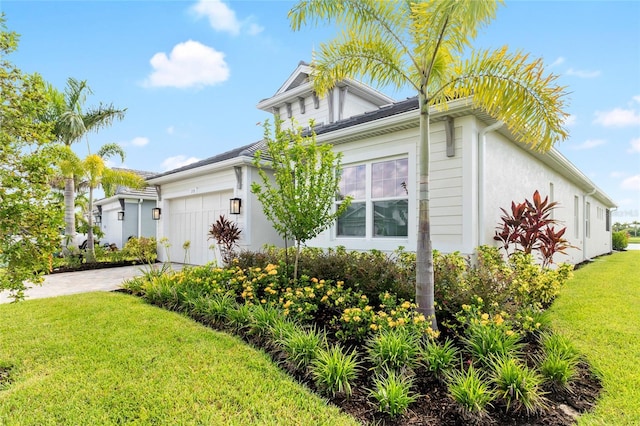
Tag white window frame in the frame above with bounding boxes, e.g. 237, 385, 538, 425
336, 155, 409, 240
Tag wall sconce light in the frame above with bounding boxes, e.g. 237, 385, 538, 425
230, 197, 241, 215
152, 207, 161, 220
94, 214, 102, 225
117, 211, 125, 221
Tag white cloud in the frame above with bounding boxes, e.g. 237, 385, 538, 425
593, 108, 640, 127
191, 0, 241, 35
633, 95, 640, 104
570, 139, 606, 150
131, 136, 149, 147
166, 126, 175, 135
621, 175, 640, 191
563, 114, 577, 127
191, 0, 263, 36
161, 155, 201, 171
548, 57, 565, 68
629, 138, 640, 154
144, 40, 229, 89
565, 68, 601, 78
610, 171, 626, 178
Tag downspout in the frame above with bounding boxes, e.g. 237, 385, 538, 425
477, 121, 504, 248
138, 199, 143, 237
583, 188, 596, 261
609, 207, 617, 254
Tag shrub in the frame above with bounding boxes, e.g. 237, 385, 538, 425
311, 345, 360, 398
490, 356, 547, 414
122, 237, 157, 265
421, 338, 459, 379
366, 327, 422, 373
447, 364, 494, 421
612, 231, 629, 251
369, 369, 417, 417
235, 246, 414, 304
494, 190, 575, 267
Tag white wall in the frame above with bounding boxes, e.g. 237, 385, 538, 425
481, 124, 612, 264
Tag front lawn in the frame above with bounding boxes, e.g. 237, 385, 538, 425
548, 251, 640, 425
0, 292, 358, 425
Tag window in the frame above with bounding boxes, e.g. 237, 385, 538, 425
337, 158, 408, 238
586, 202, 591, 238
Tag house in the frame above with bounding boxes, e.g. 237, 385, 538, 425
148, 62, 616, 266
94, 169, 159, 249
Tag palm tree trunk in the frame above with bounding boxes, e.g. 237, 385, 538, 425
86, 186, 96, 263
416, 93, 437, 331
63, 175, 76, 255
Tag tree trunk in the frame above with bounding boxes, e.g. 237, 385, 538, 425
86, 186, 96, 263
63, 175, 76, 255
415, 93, 437, 331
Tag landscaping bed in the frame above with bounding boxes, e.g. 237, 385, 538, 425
122, 246, 602, 425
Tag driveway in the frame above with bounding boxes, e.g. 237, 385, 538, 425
0, 263, 183, 304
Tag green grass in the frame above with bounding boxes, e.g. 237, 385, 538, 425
0, 292, 358, 426
628, 236, 640, 244
548, 251, 640, 425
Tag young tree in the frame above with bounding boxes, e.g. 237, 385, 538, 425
79, 143, 145, 262
44, 78, 126, 253
0, 15, 64, 300
251, 119, 351, 280
289, 0, 569, 329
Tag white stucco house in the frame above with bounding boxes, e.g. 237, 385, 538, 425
148, 62, 616, 266
94, 169, 158, 249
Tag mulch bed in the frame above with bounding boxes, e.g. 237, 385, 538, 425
258, 338, 602, 426
50, 260, 146, 274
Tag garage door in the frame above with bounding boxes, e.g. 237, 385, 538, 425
167, 191, 233, 265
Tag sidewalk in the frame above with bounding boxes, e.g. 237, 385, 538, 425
0, 263, 182, 304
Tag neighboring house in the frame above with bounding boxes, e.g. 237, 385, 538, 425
94, 169, 158, 249
149, 62, 616, 266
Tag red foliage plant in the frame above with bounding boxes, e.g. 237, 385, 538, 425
494, 190, 576, 267
208, 215, 242, 265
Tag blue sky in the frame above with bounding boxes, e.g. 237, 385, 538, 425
2, 0, 639, 222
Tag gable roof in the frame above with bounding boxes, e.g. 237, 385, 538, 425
257, 62, 395, 112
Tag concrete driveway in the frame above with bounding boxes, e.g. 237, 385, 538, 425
0, 263, 182, 304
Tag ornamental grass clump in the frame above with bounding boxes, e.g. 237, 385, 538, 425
421, 338, 459, 380
366, 326, 422, 373
247, 304, 284, 343
463, 323, 523, 365
311, 345, 360, 398
447, 364, 495, 421
490, 356, 547, 414
538, 332, 580, 389
277, 325, 326, 371
187, 293, 236, 327
369, 368, 417, 417
226, 304, 253, 333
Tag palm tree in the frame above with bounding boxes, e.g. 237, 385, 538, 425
289, 0, 569, 330
45, 78, 126, 253
80, 143, 145, 262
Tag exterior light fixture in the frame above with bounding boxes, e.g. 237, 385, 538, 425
94, 213, 102, 225
230, 197, 241, 215
117, 211, 125, 221
152, 207, 161, 220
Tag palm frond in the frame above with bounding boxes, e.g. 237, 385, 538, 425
440, 47, 569, 151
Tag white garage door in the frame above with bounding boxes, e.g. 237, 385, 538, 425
168, 191, 233, 265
